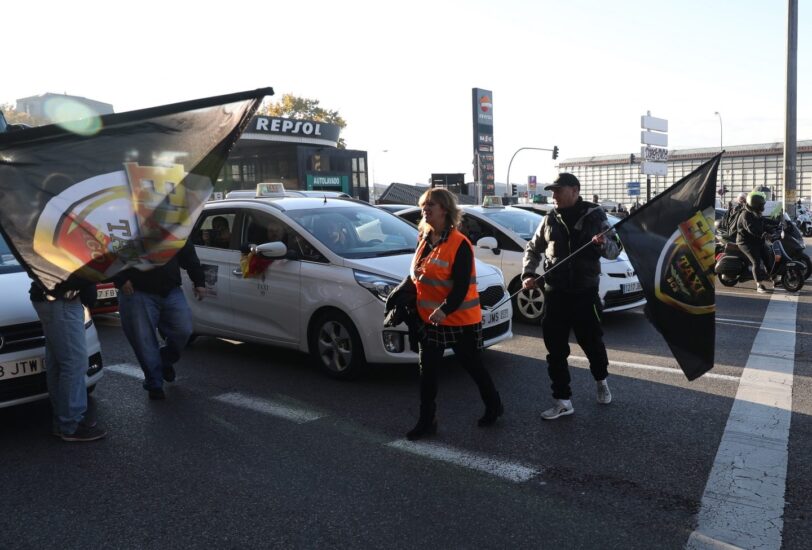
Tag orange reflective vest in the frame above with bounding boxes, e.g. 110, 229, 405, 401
410, 228, 481, 326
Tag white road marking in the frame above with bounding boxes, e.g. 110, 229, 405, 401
568, 356, 740, 382
105, 363, 143, 379
687, 294, 797, 550
213, 392, 326, 424
387, 439, 540, 483
716, 317, 761, 325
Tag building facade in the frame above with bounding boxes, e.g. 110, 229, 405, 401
219, 115, 370, 201
558, 140, 812, 207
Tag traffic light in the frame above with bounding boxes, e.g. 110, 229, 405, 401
552, 145, 559, 160
630, 153, 636, 164
511, 184, 518, 196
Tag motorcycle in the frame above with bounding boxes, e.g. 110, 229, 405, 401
795, 205, 812, 237
779, 212, 812, 279
714, 225, 806, 292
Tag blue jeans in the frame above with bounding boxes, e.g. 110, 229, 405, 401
32, 298, 88, 434
118, 287, 192, 391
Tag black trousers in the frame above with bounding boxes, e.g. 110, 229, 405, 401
738, 241, 770, 283
541, 289, 609, 400
417, 327, 498, 414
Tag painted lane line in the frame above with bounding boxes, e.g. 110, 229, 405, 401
213, 392, 326, 424
716, 317, 761, 325
387, 439, 539, 483
687, 294, 797, 550
568, 356, 740, 382
105, 363, 143, 379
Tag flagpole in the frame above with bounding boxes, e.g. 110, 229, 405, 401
492, 226, 616, 310
0, 87, 275, 146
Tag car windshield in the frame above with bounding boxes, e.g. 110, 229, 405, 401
286, 205, 419, 259
0, 232, 23, 274
478, 208, 544, 240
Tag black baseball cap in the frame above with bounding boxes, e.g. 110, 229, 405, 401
544, 172, 580, 191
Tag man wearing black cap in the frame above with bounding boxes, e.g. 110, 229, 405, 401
521, 173, 620, 420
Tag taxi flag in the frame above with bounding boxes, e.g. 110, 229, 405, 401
613, 154, 721, 380
0, 88, 272, 292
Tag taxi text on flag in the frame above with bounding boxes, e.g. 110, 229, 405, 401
613, 154, 721, 380
0, 88, 272, 291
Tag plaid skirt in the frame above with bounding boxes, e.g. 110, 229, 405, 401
423, 322, 484, 350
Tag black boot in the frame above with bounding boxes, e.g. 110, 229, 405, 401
406, 404, 437, 441
478, 391, 504, 427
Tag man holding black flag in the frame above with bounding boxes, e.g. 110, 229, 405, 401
522, 173, 620, 420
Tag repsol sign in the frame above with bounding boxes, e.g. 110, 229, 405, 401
249, 116, 340, 143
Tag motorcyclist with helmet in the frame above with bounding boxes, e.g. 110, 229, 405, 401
735, 190, 772, 293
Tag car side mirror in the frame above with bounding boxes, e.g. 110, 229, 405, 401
254, 242, 288, 258
477, 236, 499, 253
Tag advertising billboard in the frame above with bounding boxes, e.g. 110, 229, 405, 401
472, 88, 495, 196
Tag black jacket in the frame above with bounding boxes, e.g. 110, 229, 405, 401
522, 197, 620, 292
383, 276, 424, 352
113, 240, 205, 296
719, 203, 745, 242
735, 205, 765, 249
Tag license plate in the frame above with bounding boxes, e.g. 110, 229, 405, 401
0, 357, 45, 381
97, 288, 118, 300
621, 281, 642, 294
482, 306, 510, 328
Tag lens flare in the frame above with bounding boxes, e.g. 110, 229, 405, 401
44, 97, 103, 136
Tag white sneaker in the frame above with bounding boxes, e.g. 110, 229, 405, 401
597, 380, 612, 404
757, 284, 768, 294
541, 399, 574, 420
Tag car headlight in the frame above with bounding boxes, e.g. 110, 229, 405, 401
354, 270, 399, 302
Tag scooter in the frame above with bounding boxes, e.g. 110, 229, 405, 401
795, 206, 812, 237
715, 229, 806, 292
779, 212, 812, 279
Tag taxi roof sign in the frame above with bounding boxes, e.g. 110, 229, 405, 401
256, 182, 286, 197
482, 195, 504, 208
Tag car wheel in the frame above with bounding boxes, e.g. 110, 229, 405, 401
510, 279, 544, 324
308, 310, 366, 380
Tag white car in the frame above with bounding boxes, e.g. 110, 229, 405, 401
397, 204, 645, 323
184, 195, 512, 380
0, 233, 103, 409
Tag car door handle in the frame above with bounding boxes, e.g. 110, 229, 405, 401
232, 269, 244, 277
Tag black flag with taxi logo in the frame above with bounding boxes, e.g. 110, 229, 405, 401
0, 88, 272, 292
614, 154, 721, 380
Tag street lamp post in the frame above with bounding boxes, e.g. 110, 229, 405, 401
714, 111, 723, 194
506, 146, 555, 198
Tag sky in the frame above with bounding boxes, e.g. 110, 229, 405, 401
3, 0, 809, 187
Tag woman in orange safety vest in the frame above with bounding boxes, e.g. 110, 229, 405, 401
406, 188, 503, 440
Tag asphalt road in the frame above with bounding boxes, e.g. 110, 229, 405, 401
2, 270, 811, 549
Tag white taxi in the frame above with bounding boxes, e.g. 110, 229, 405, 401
0, 233, 104, 408
397, 203, 645, 323
184, 193, 512, 379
